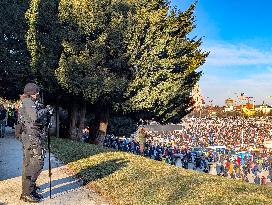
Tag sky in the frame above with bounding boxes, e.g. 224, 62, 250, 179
171, 0, 272, 105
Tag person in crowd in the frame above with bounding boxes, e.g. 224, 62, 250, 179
135, 127, 147, 155
82, 127, 90, 142
7, 106, 14, 128
0, 104, 7, 138
261, 176, 267, 185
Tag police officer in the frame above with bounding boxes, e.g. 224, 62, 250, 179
19, 83, 50, 203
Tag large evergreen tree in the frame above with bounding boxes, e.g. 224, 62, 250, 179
55, 0, 132, 142
25, 0, 77, 140
24, 0, 208, 144
25, 0, 62, 95
0, 0, 33, 100
124, 1, 208, 123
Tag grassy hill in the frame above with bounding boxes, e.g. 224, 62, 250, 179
51, 138, 272, 205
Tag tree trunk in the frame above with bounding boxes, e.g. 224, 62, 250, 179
77, 102, 86, 140
91, 104, 109, 145
68, 101, 87, 141
69, 102, 79, 140
56, 105, 60, 138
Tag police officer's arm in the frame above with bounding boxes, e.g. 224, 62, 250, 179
24, 99, 50, 121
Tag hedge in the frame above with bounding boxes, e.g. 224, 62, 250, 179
50, 138, 272, 205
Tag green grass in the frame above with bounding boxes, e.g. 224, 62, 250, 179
51, 138, 272, 205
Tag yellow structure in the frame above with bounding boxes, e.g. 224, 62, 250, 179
241, 106, 255, 117
240, 96, 256, 117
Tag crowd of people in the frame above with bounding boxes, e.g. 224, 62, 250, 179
103, 116, 272, 186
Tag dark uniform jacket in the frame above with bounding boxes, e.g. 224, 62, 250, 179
16, 98, 48, 140
20, 98, 48, 128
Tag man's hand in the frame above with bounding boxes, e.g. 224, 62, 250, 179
46, 105, 54, 115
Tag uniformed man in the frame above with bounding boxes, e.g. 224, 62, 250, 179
19, 83, 50, 203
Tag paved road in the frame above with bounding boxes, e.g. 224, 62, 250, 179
0, 128, 111, 205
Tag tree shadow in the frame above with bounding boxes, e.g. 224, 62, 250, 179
50, 138, 116, 164
40, 158, 128, 199
76, 158, 129, 183
41, 179, 82, 199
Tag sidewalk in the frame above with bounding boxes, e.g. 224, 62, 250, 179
0, 128, 111, 205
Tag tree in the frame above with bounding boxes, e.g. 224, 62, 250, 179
26, 0, 80, 140
55, 0, 132, 142
24, 0, 208, 144
0, 0, 33, 100
25, 0, 62, 95
124, 1, 208, 123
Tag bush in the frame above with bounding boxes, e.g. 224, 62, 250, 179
51, 138, 272, 205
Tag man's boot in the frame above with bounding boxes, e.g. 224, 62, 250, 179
20, 194, 41, 203
31, 190, 43, 200
33, 184, 41, 191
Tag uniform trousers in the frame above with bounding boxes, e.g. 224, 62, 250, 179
21, 127, 44, 196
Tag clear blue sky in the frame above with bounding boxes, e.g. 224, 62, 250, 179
171, 0, 272, 105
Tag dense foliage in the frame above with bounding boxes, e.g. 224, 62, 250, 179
0, 0, 33, 99
51, 138, 272, 205
1, 0, 208, 141
56, 0, 130, 105
124, 2, 208, 123
26, 0, 62, 95
25, 0, 208, 120
107, 115, 137, 137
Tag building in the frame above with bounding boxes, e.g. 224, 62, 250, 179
255, 104, 272, 114
192, 83, 205, 110
224, 98, 235, 111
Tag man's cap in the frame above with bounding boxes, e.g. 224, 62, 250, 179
23, 83, 40, 95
